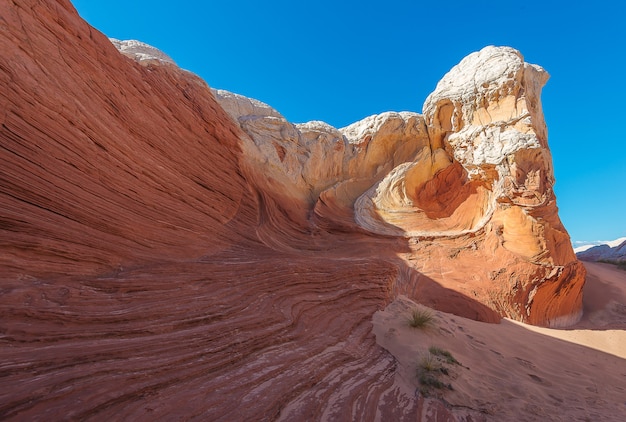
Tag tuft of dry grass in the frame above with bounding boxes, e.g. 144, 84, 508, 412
407, 308, 435, 329
428, 346, 460, 365
416, 347, 460, 396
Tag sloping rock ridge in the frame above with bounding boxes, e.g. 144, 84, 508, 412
576, 237, 626, 262
0, 0, 584, 420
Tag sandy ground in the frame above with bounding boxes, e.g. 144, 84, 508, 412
373, 262, 626, 421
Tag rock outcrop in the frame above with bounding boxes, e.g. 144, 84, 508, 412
211, 88, 427, 224
393, 46, 586, 326
211, 46, 585, 327
0, 0, 584, 420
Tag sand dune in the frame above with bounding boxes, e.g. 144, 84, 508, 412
373, 262, 626, 421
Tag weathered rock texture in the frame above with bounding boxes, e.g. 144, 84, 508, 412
0, 0, 583, 420
403, 47, 586, 326
211, 47, 585, 327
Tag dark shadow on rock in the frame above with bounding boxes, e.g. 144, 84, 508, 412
389, 259, 501, 324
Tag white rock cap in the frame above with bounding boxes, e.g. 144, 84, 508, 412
109, 38, 176, 66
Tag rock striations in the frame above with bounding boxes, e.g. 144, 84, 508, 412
0, 0, 584, 420
212, 47, 585, 327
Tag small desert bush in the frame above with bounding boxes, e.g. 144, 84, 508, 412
597, 259, 626, 271
407, 308, 435, 329
428, 346, 460, 365
418, 353, 440, 372
416, 348, 459, 395
418, 372, 448, 391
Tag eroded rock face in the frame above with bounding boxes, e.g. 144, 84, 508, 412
212, 88, 427, 215
420, 47, 584, 326
214, 45, 584, 327
352, 46, 585, 326
0, 0, 583, 420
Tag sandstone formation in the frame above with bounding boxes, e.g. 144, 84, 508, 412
0, 0, 585, 420
211, 47, 585, 327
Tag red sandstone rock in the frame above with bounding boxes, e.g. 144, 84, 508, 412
0, 0, 584, 420
0, 1, 422, 420
0, 0, 251, 279
215, 46, 585, 327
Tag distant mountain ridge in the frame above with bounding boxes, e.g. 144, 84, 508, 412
575, 237, 626, 262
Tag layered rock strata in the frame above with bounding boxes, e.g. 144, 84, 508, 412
0, 0, 584, 420
211, 48, 585, 327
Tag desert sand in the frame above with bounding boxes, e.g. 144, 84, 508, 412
373, 261, 626, 421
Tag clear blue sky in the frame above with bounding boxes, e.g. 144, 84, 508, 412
71, 0, 625, 244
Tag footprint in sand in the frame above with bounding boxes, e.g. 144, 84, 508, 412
585, 396, 607, 406
465, 334, 486, 347
548, 394, 563, 403
528, 373, 552, 387
515, 357, 536, 369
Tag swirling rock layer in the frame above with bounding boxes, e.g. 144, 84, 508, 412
211, 46, 585, 326
0, 0, 584, 420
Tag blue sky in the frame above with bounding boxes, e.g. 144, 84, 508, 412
71, 0, 625, 243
